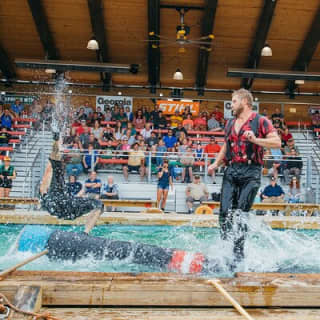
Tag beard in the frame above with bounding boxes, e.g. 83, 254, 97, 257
232, 104, 244, 118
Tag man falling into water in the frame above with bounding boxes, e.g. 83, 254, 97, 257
208, 89, 281, 265
40, 133, 104, 234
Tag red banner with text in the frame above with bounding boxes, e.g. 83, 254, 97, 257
157, 100, 200, 115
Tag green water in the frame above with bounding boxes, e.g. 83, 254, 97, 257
1, 222, 320, 276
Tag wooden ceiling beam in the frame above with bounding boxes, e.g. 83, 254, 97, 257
147, 0, 160, 93
87, 0, 111, 90
286, 5, 320, 95
27, 0, 59, 60
195, 0, 218, 96
241, 0, 277, 89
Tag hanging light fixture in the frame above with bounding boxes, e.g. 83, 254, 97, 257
87, 36, 99, 50
261, 43, 272, 56
173, 68, 183, 80
295, 79, 305, 85
45, 68, 56, 74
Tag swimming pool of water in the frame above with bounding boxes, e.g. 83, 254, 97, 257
1, 219, 320, 277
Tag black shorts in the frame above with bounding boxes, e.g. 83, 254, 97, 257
0, 178, 12, 189
127, 165, 140, 172
42, 192, 103, 220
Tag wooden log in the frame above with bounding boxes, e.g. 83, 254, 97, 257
9, 285, 42, 319
101, 199, 157, 208
1, 271, 320, 307
36, 307, 320, 320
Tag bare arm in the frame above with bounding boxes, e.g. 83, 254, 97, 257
40, 162, 52, 195
246, 131, 281, 149
208, 143, 226, 171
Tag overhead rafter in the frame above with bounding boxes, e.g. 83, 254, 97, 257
0, 46, 16, 80
241, 0, 277, 89
286, 5, 320, 95
27, 0, 59, 60
148, 0, 160, 93
195, 0, 218, 96
87, 0, 111, 90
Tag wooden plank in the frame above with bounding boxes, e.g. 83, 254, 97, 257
1, 271, 320, 307
30, 307, 320, 320
0, 197, 39, 205
101, 199, 157, 208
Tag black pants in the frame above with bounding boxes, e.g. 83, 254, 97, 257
220, 163, 261, 263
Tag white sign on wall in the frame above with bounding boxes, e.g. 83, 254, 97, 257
224, 101, 259, 119
96, 96, 133, 112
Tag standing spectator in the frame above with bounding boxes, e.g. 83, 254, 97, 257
204, 137, 221, 183
123, 142, 145, 181
261, 177, 285, 203
288, 176, 301, 203
283, 149, 303, 184
10, 99, 24, 116
82, 144, 99, 173
157, 159, 173, 211
207, 113, 222, 131
101, 176, 119, 211
180, 146, 194, 183
81, 171, 101, 199
141, 106, 150, 122
150, 104, 160, 124
66, 175, 83, 196
182, 113, 194, 131
133, 109, 146, 129
0, 109, 14, 130
163, 129, 177, 152
193, 112, 207, 130
170, 110, 183, 128
185, 175, 209, 214
154, 111, 167, 129
0, 156, 16, 198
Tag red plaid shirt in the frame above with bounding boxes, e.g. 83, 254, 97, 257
225, 112, 276, 165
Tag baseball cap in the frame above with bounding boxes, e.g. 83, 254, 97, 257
3, 156, 10, 161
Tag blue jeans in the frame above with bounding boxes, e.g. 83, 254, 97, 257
66, 163, 83, 176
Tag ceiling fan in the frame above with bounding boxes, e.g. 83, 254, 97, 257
146, 8, 215, 53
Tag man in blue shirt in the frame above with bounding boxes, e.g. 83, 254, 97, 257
0, 109, 14, 130
11, 99, 24, 115
261, 176, 285, 203
83, 171, 102, 200
163, 129, 177, 152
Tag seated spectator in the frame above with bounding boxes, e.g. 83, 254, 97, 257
133, 109, 146, 129
204, 137, 221, 183
142, 105, 151, 122
92, 120, 104, 140
141, 123, 152, 140
185, 175, 209, 214
66, 175, 83, 196
0, 127, 10, 148
212, 107, 223, 123
154, 111, 167, 129
177, 131, 188, 145
86, 133, 100, 150
261, 108, 268, 117
88, 112, 101, 126
10, 99, 24, 116
145, 145, 158, 175
77, 107, 88, 122
182, 113, 194, 131
104, 108, 113, 122
0, 156, 16, 198
193, 112, 207, 131
288, 176, 301, 203
311, 110, 320, 131
116, 136, 131, 159
123, 142, 145, 182
178, 138, 189, 153
150, 104, 160, 124
270, 147, 283, 179
82, 144, 99, 173
126, 122, 137, 136
115, 107, 128, 128
42, 100, 54, 125
284, 137, 299, 155
75, 119, 90, 136
113, 121, 124, 141
112, 104, 120, 119
100, 139, 116, 160
121, 129, 135, 145
0, 109, 14, 130
96, 106, 105, 122
271, 107, 284, 124
146, 131, 158, 147
163, 129, 177, 152
195, 142, 204, 161
207, 113, 222, 131
101, 176, 119, 211
65, 142, 83, 176
81, 171, 101, 199
283, 148, 303, 184
281, 126, 293, 147
125, 106, 134, 122
79, 126, 91, 148
261, 177, 285, 203
156, 139, 167, 166
170, 110, 183, 128
180, 146, 194, 183
82, 101, 94, 117
173, 123, 188, 139
100, 125, 114, 143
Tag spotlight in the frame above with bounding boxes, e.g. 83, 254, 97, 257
295, 79, 305, 85
173, 68, 183, 80
159, 92, 163, 97
45, 68, 56, 74
118, 91, 122, 96
68, 90, 73, 94
261, 43, 272, 56
0, 92, 5, 95
87, 36, 99, 50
